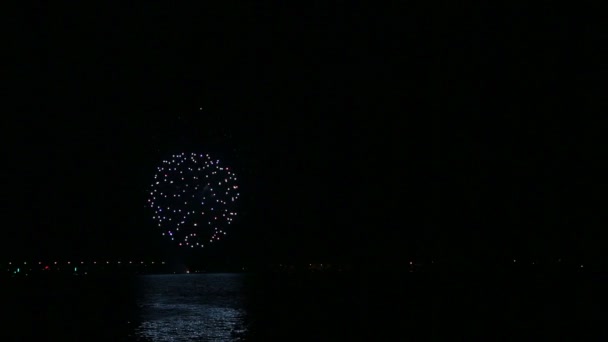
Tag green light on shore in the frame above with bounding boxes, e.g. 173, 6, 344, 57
16, 268, 20, 273
74, 267, 77, 272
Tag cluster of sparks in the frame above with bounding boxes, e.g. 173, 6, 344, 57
148, 153, 239, 248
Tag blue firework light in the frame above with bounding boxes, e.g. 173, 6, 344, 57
148, 153, 239, 248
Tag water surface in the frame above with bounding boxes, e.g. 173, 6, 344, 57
3, 272, 608, 340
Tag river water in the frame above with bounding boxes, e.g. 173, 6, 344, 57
2, 272, 608, 340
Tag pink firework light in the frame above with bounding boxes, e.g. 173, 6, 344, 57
148, 153, 239, 248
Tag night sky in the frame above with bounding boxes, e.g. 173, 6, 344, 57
4, 4, 606, 267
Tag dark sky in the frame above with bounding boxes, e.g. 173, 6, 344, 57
4, 4, 606, 266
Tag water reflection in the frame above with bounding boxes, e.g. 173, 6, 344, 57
135, 274, 248, 341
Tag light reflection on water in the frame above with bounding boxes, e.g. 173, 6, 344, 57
134, 274, 248, 341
